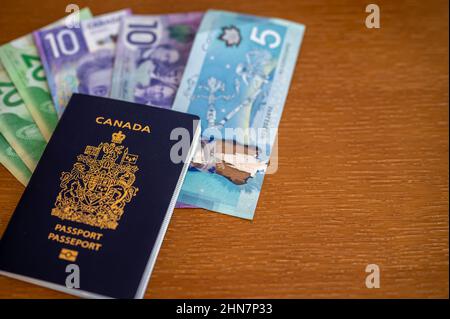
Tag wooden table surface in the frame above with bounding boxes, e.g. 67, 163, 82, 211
0, 0, 448, 299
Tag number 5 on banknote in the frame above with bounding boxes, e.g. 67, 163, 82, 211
250, 27, 281, 48
173, 10, 305, 219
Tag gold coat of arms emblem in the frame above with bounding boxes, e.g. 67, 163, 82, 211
51, 131, 139, 230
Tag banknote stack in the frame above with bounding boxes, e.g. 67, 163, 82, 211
0, 8, 305, 219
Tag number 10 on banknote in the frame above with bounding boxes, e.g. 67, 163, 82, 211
34, 10, 128, 116
110, 13, 203, 108
173, 10, 305, 219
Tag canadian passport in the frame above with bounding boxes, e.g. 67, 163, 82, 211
0, 94, 200, 298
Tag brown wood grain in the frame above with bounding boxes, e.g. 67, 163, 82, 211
0, 0, 448, 298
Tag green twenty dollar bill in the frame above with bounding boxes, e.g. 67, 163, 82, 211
0, 7, 92, 141
0, 62, 46, 171
0, 133, 31, 186
0, 39, 57, 142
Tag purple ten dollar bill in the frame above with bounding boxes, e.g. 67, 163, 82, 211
110, 13, 203, 109
34, 10, 130, 117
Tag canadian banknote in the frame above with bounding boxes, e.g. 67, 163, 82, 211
110, 12, 203, 108
0, 134, 31, 186
0, 8, 92, 141
172, 10, 305, 219
0, 63, 47, 171
34, 9, 129, 116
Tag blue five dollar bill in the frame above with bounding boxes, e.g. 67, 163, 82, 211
173, 10, 305, 219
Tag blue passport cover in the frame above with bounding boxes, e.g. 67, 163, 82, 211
0, 94, 199, 298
